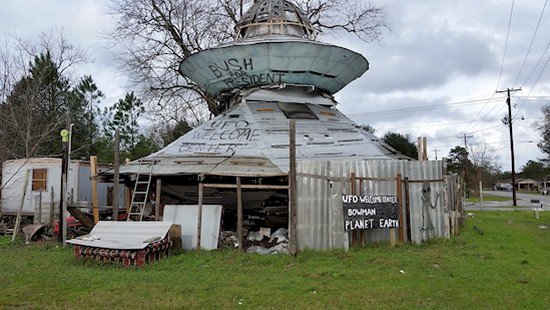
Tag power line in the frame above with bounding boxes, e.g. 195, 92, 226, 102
496, 0, 516, 92
514, 47, 550, 119
347, 97, 497, 118
512, 0, 548, 88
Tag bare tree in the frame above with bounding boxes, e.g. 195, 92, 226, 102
469, 142, 501, 174
106, 0, 388, 133
0, 30, 89, 161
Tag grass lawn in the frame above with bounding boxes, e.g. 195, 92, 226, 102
1, 211, 549, 309
466, 195, 513, 203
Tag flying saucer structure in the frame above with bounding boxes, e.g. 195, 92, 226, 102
120, 0, 403, 178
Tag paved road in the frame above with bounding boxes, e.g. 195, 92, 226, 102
465, 190, 550, 212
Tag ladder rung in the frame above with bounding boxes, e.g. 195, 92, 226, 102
134, 191, 148, 195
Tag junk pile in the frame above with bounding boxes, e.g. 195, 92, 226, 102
218, 228, 289, 254
246, 228, 289, 254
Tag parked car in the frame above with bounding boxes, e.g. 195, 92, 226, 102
493, 183, 513, 191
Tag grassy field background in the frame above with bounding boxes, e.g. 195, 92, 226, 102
1, 211, 548, 309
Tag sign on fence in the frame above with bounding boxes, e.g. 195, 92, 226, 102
342, 195, 399, 231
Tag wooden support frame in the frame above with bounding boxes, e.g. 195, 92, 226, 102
199, 176, 290, 252
237, 176, 243, 251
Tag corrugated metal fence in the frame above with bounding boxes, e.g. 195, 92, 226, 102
296, 160, 463, 250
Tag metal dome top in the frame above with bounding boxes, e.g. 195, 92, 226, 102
236, 0, 316, 40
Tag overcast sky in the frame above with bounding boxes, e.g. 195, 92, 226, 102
1, 0, 550, 172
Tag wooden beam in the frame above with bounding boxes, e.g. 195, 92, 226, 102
90, 156, 99, 224
404, 177, 412, 242
396, 174, 404, 242
155, 178, 162, 221
49, 186, 55, 227
12, 169, 31, 242
288, 120, 297, 255
38, 190, 43, 224
237, 176, 243, 251
202, 183, 288, 190
350, 172, 356, 247
112, 129, 120, 221
196, 182, 203, 250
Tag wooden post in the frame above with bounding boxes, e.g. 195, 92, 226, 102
479, 180, 484, 211
288, 120, 298, 255
196, 182, 203, 250
155, 178, 162, 221
49, 187, 55, 227
350, 172, 357, 247
396, 174, 404, 242
359, 179, 365, 247
90, 156, 99, 223
237, 176, 243, 251
404, 177, 412, 242
38, 190, 43, 224
13, 169, 31, 242
113, 129, 120, 221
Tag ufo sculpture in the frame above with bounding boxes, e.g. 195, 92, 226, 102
120, 0, 402, 179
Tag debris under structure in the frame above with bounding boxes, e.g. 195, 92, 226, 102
100, 0, 459, 253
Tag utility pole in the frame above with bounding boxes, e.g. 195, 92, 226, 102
59, 128, 69, 244
433, 149, 440, 160
496, 87, 521, 206
458, 133, 473, 149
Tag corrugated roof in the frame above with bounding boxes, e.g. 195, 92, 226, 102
118, 87, 398, 177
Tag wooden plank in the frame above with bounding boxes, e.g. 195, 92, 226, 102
354, 176, 397, 182
112, 129, 120, 221
404, 177, 412, 242
237, 176, 243, 252
90, 156, 99, 224
155, 178, 162, 221
67, 207, 95, 229
38, 190, 43, 224
49, 187, 55, 227
359, 178, 365, 247
350, 172, 357, 247
12, 169, 31, 242
197, 183, 203, 250
396, 174, 404, 242
288, 120, 297, 255
202, 183, 289, 190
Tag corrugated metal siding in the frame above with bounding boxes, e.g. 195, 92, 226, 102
296, 159, 453, 250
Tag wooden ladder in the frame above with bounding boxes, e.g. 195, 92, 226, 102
127, 160, 156, 221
